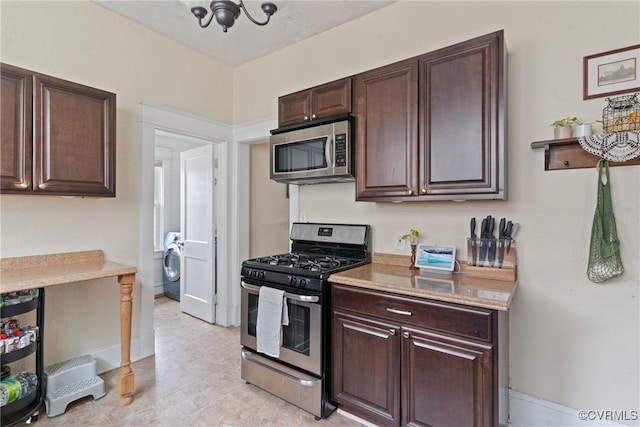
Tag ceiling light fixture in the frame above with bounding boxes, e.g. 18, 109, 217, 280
189, 1, 277, 33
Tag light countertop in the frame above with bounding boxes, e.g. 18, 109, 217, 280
328, 253, 517, 311
1, 250, 137, 293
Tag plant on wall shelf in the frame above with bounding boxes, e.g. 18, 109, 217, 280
550, 117, 582, 127
550, 116, 581, 139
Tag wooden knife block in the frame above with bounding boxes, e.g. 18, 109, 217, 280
465, 238, 517, 281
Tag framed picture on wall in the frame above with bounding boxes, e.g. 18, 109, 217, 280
583, 44, 640, 100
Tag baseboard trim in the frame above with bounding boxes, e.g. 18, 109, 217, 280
91, 327, 155, 375
509, 390, 631, 426
336, 409, 379, 427
337, 391, 632, 427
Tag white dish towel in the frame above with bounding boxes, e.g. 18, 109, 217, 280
256, 286, 289, 358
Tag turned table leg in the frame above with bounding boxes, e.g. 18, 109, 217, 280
117, 273, 135, 405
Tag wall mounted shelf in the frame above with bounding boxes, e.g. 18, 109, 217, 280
530, 137, 640, 170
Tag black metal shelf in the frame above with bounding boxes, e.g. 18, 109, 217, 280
1, 342, 36, 365
1, 288, 45, 427
1, 297, 38, 317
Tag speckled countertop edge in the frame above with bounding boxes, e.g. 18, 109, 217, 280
1, 250, 137, 293
329, 253, 517, 311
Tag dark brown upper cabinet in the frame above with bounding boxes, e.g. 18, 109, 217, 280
278, 77, 352, 127
355, 59, 419, 200
1, 63, 116, 197
355, 30, 506, 202
1, 64, 33, 192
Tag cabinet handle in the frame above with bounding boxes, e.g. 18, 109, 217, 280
407, 190, 414, 196
19, 182, 28, 189
421, 188, 428, 194
311, 113, 317, 119
389, 329, 396, 336
386, 308, 412, 316
403, 331, 410, 339
38, 183, 46, 190
304, 115, 309, 121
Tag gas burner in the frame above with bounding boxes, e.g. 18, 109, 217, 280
260, 253, 306, 266
268, 256, 280, 265
252, 253, 358, 273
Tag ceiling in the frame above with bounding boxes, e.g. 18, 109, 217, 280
93, 1, 395, 67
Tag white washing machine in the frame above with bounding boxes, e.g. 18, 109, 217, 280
163, 231, 181, 301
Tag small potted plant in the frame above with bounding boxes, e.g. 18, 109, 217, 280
550, 116, 580, 139
574, 120, 593, 137
401, 229, 421, 269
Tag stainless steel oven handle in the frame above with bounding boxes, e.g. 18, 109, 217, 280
241, 281, 319, 303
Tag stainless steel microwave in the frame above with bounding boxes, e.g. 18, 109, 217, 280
270, 118, 353, 184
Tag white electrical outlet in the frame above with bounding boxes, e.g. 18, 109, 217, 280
394, 232, 406, 250
300, 212, 307, 222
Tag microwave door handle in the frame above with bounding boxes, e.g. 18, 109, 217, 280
325, 135, 333, 168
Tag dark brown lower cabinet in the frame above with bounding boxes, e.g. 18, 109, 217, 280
402, 326, 493, 427
331, 284, 508, 427
332, 311, 401, 425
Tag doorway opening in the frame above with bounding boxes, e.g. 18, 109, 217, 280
140, 103, 237, 361
154, 130, 218, 323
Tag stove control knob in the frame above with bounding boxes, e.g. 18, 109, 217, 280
258, 271, 265, 279
298, 279, 306, 288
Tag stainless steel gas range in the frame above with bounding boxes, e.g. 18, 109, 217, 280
240, 222, 370, 420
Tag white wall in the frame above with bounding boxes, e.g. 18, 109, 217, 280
1, 0, 637, 421
0, 1, 233, 366
233, 1, 639, 422
249, 142, 290, 258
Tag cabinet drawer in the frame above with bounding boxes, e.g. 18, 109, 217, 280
332, 284, 494, 342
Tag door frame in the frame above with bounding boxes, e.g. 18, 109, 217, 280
140, 104, 282, 356
140, 103, 232, 340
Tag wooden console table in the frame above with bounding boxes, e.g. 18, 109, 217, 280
0, 250, 137, 406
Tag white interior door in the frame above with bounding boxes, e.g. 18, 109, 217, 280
180, 144, 216, 323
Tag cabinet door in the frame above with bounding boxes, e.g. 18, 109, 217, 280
278, 90, 311, 127
332, 310, 401, 427
1, 63, 33, 193
402, 326, 494, 427
278, 78, 352, 128
311, 78, 352, 120
355, 59, 418, 200
33, 74, 116, 196
418, 30, 505, 200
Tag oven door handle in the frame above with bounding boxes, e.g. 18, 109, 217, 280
241, 281, 320, 303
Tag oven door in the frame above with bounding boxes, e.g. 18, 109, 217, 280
241, 280, 322, 376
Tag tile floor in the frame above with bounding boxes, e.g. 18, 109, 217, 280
25, 297, 362, 427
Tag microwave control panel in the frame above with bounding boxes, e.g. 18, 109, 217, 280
335, 134, 347, 167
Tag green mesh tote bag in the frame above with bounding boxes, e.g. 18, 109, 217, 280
587, 160, 624, 283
